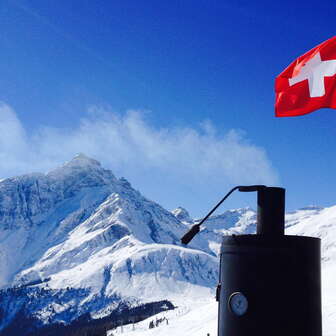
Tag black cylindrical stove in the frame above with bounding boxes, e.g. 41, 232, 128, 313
217, 187, 322, 336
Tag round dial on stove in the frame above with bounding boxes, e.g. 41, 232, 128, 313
228, 292, 248, 316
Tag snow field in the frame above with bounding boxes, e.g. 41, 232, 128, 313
109, 299, 217, 336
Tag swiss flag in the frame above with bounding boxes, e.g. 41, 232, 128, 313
275, 36, 336, 117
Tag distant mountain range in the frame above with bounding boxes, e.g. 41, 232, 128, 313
0, 154, 335, 335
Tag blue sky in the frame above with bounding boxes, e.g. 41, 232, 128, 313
1, 0, 336, 217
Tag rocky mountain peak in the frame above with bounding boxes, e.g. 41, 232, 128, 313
46, 154, 117, 188
172, 206, 192, 223
63, 153, 102, 169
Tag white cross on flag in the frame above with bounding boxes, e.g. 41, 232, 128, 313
275, 36, 336, 117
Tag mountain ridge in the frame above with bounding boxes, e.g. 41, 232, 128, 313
0, 155, 217, 333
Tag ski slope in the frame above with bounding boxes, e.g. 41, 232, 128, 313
109, 264, 336, 336
108, 298, 217, 336
110, 280, 336, 336
323, 265, 336, 336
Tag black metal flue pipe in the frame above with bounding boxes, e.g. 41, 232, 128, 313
257, 186, 285, 236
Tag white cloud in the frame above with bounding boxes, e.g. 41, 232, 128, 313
0, 103, 279, 215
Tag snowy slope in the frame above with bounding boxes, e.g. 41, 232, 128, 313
286, 205, 336, 264
118, 265, 336, 336
107, 298, 217, 336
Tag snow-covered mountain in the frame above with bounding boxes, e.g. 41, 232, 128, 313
0, 155, 217, 334
0, 155, 335, 335
171, 207, 192, 224
194, 207, 257, 255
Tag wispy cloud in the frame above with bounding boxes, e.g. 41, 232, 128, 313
0, 103, 278, 215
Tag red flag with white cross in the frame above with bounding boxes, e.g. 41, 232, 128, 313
275, 36, 336, 117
